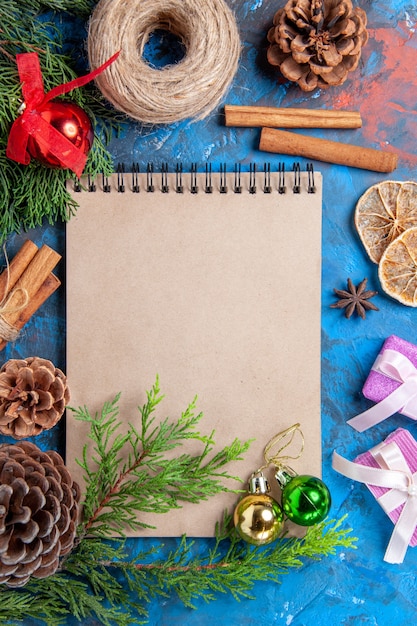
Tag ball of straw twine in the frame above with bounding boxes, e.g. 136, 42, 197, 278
87, 0, 241, 124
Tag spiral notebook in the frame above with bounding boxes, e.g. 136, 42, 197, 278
66, 163, 323, 537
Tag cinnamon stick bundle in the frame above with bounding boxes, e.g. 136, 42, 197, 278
0, 241, 61, 350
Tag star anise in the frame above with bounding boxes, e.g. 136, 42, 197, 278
330, 278, 378, 319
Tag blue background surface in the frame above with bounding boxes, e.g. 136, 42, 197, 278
3, 0, 417, 623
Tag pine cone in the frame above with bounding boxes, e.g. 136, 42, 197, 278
0, 441, 81, 587
0, 357, 70, 439
267, 0, 368, 91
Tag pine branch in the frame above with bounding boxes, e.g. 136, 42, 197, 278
67, 379, 355, 615
0, 377, 356, 626
92, 514, 356, 609
0, 0, 123, 242
29, 0, 95, 15
0, 514, 356, 625
71, 377, 251, 538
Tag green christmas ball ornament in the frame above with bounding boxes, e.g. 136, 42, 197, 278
233, 472, 284, 545
277, 471, 331, 526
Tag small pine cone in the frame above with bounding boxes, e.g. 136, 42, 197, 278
0, 357, 70, 439
0, 441, 81, 587
267, 0, 369, 91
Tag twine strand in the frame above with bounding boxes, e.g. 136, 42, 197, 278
0, 317, 20, 342
87, 0, 241, 124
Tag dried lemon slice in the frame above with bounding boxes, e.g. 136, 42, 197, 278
379, 226, 417, 306
355, 181, 417, 263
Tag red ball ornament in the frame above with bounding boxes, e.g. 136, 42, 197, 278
26, 100, 94, 169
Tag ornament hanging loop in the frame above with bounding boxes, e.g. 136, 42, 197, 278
262, 423, 332, 526
261, 423, 305, 474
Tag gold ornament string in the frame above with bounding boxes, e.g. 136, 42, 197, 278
0, 245, 29, 342
87, 0, 241, 124
256, 423, 305, 474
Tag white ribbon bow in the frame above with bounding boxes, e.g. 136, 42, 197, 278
333, 441, 417, 564
347, 349, 417, 432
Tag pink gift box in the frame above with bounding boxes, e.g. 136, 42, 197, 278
362, 334, 417, 421
355, 427, 417, 547
347, 335, 417, 431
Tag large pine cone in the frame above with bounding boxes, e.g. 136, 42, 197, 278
0, 441, 80, 587
267, 0, 369, 91
0, 357, 70, 439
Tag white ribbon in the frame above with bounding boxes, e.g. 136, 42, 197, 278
347, 349, 417, 432
333, 441, 417, 563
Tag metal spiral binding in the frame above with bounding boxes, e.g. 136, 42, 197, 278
219, 163, 227, 194
249, 163, 256, 195
87, 174, 96, 193
263, 163, 272, 194
307, 162, 316, 194
205, 163, 213, 194
190, 163, 198, 194
146, 163, 154, 193
175, 163, 183, 194
102, 172, 111, 193
132, 162, 140, 193
292, 162, 301, 194
73, 162, 316, 194
278, 163, 286, 194
234, 163, 241, 194
161, 162, 169, 193
117, 162, 125, 193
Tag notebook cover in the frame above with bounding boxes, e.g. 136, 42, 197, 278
66, 168, 323, 537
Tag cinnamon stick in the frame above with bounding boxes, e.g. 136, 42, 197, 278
0, 244, 61, 349
225, 105, 362, 129
0, 273, 61, 351
6, 244, 60, 311
0, 239, 39, 301
259, 127, 398, 173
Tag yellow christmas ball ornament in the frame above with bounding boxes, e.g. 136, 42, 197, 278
233, 473, 284, 546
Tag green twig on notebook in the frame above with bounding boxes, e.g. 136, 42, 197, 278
73, 376, 250, 538
0, 378, 355, 625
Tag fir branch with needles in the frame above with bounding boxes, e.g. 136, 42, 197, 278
0, 0, 126, 242
0, 515, 356, 626
73, 376, 251, 538
0, 378, 356, 625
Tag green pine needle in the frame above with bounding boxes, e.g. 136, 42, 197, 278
0, 378, 356, 625
0, 0, 124, 242
73, 376, 251, 537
